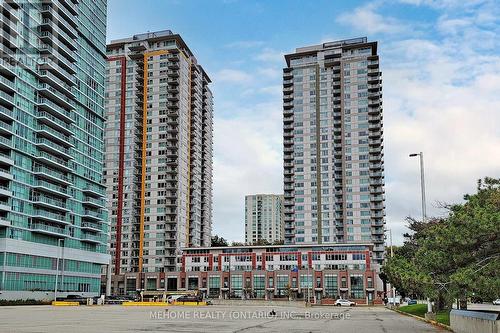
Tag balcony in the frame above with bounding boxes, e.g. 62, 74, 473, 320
33, 179, 70, 198
167, 94, 179, 102
167, 70, 179, 78
37, 83, 73, 109
36, 124, 71, 147
0, 90, 14, 108
80, 232, 105, 244
35, 151, 72, 172
30, 223, 68, 238
0, 169, 12, 181
0, 62, 15, 79
0, 106, 14, 121
32, 209, 70, 225
0, 198, 10, 212
35, 137, 72, 159
41, 5, 78, 32
38, 70, 75, 98
82, 209, 103, 223
0, 217, 10, 228
0, 184, 10, 197
40, 18, 77, 50
38, 57, 75, 86
83, 184, 105, 197
35, 98, 73, 124
81, 221, 103, 233
82, 195, 106, 208
168, 62, 179, 70
0, 75, 15, 93
0, 119, 12, 135
370, 187, 384, 194
33, 164, 71, 185
39, 31, 77, 63
129, 42, 147, 52
370, 171, 383, 178
31, 193, 68, 211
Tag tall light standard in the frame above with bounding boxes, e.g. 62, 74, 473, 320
409, 152, 431, 314
54, 238, 64, 302
409, 152, 427, 223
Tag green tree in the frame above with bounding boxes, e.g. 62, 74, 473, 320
383, 177, 500, 311
211, 235, 228, 247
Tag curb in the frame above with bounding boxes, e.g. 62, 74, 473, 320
123, 302, 169, 306
51, 301, 80, 306
391, 308, 453, 331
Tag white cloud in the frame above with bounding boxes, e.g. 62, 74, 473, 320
380, 34, 500, 244
212, 103, 283, 241
255, 47, 286, 63
336, 3, 409, 34
214, 69, 253, 84
256, 67, 281, 79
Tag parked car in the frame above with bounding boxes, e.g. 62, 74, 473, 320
493, 299, 500, 305
59, 294, 88, 305
167, 295, 185, 304
175, 295, 203, 303
335, 299, 356, 307
105, 295, 138, 305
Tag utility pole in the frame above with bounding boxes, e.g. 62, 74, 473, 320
390, 229, 396, 306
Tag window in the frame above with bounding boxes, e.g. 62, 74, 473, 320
324, 274, 338, 298
350, 275, 364, 299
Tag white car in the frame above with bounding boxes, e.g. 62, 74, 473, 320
166, 295, 184, 304
493, 299, 500, 305
335, 299, 356, 307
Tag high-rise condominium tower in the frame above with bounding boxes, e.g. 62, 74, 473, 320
0, 0, 109, 299
105, 30, 213, 279
283, 38, 385, 263
244, 194, 284, 244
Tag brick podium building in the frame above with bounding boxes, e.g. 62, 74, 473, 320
105, 243, 384, 305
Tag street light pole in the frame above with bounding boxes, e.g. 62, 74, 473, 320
409, 152, 431, 313
409, 152, 427, 223
390, 229, 396, 305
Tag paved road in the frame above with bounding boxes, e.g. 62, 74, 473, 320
0, 304, 446, 333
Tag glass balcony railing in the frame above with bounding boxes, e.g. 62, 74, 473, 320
36, 123, 71, 143
34, 179, 68, 195
33, 164, 70, 183
30, 223, 68, 237
36, 137, 71, 156
36, 151, 71, 169
31, 193, 67, 209
33, 209, 69, 224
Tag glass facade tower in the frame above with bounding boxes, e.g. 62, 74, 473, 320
0, 0, 109, 299
283, 38, 386, 263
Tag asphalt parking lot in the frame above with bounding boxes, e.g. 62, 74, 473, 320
0, 304, 445, 333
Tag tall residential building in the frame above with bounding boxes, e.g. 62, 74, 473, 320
283, 38, 385, 263
105, 30, 213, 286
0, 0, 109, 300
244, 194, 284, 244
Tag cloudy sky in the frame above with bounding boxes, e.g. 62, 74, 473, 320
107, 0, 500, 244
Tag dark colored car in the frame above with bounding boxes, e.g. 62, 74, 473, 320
59, 294, 88, 305
105, 294, 138, 304
407, 299, 417, 305
175, 295, 203, 303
